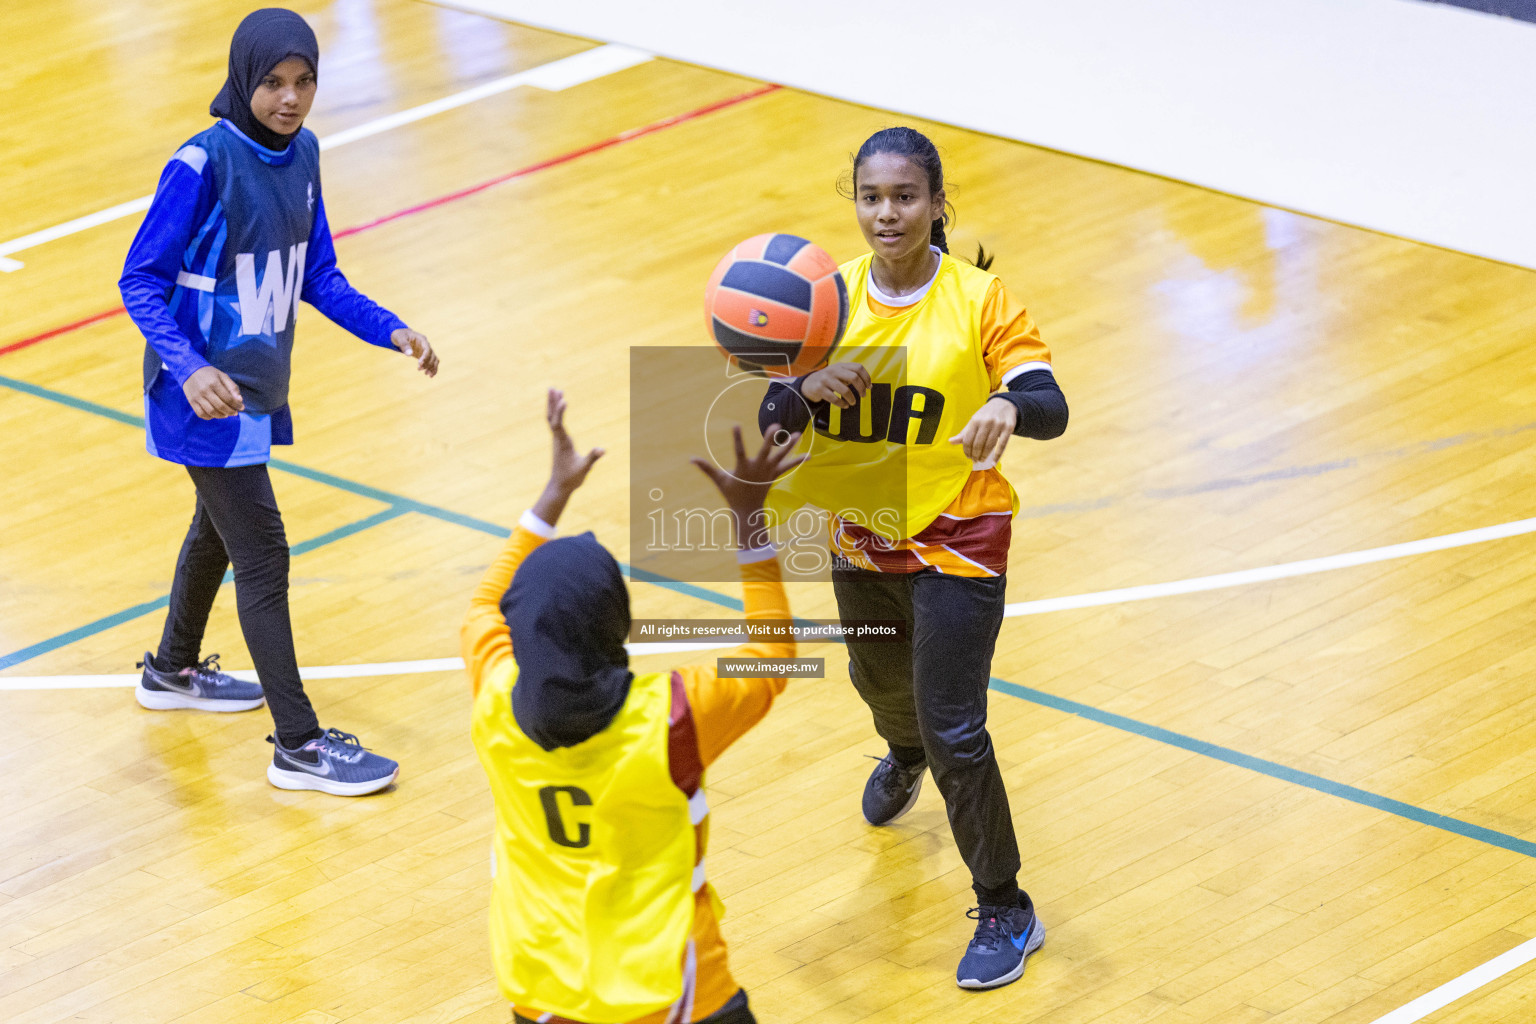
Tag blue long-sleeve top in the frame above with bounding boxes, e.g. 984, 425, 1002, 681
120, 119, 407, 467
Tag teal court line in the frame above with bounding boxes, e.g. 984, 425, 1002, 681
0, 373, 515, 540
989, 677, 1536, 859
5, 372, 1534, 862
0, 373, 741, 673
0, 506, 409, 672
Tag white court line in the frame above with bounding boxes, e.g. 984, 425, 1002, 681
7, 517, 1535, 1022
1002, 514, 1536, 617
1368, 934, 1536, 1024
0, 660, 462, 690
0, 640, 739, 691
0, 43, 652, 272
6, 513, 1536, 691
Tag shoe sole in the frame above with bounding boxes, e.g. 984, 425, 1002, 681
957, 915, 1046, 991
864, 770, 925, 826
136, 683, 265, 713
267, 762, 399, 797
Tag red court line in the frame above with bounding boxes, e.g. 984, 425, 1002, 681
0, 82, 782, 360
0, 307, 128, 357
335, 83, 781, 240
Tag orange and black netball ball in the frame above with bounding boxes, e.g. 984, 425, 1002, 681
704, 233, 848, 377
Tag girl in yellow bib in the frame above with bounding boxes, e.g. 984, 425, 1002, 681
759, 127, 1068, 991
466, 391, 803, 1024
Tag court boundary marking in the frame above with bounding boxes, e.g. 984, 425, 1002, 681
0, 43, 654, 272
8, 371, 1536, 835
6, 22, 1529, 1023
986, 677, 1536, 858
1002, 514, 1536, 617
0, 372, 743, 675
0, 82, 781, 358
1365, 933, 1536, 1024
6, 406, 1535, 1023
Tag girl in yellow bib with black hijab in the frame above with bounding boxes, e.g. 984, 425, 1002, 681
467, 391, 803, 1024
759, 127, 1068, 991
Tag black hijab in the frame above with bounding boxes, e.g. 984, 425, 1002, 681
210, 8, 319, 152
502, 533, 634, 751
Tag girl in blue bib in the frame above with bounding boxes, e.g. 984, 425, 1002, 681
119, 9, 438, 796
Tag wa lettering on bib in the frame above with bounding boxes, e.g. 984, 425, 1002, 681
767, 252, 1000, 541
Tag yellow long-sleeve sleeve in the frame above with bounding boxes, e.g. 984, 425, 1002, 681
675, 554, 796, 768
461, 521, 550, 698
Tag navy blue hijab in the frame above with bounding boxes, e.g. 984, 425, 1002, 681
210, 8, 319, 151
502, 533, 634, 751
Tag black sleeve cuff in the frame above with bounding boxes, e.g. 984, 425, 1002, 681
995, 369, 1068, 440
759, 378, 824, 435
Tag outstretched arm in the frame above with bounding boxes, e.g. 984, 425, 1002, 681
461, 389, 604, 694
677, 424, 804, 766
674, 551, 795, 767
302, 192, 438, 375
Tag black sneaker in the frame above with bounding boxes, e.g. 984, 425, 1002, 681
862, 751, 927, 825
135, 652, 266, 712
956, 894, 1045, 990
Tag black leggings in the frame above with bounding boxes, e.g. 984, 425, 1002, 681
832, 566, 1022, 896
157, 464, 319, 744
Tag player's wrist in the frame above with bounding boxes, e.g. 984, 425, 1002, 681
519, 509, 557, 538
730, 503, 770, 550
532, 482, 573, 525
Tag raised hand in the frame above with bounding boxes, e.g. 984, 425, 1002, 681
531, 388, 604, 528
691, 423, 804, 550
545, 388, 604, 492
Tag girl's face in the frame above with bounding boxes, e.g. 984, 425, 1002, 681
854, 153, 945, 262
251, 56, 316, 136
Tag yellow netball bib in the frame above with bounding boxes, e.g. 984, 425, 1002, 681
767, 251, 1004, 541
471, 668, 695, 1023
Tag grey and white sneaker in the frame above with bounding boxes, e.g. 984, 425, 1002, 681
267, 729, 399, 796
135, 652, 266, 712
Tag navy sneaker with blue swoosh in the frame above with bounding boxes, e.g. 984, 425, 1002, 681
136, 652, 266, 712
956, 893, 1045, 990
267, 728, 399, 796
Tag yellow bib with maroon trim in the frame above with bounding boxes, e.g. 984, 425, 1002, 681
471, 668, 695, 1022
766, 252, 1009, 541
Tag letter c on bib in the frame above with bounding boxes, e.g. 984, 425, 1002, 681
538, 785, 594, 849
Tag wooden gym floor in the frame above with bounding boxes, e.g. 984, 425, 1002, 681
3, 1, 1535, 1021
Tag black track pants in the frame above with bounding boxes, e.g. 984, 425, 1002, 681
157, 463, 320, 744
832, 565, 1022, 891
